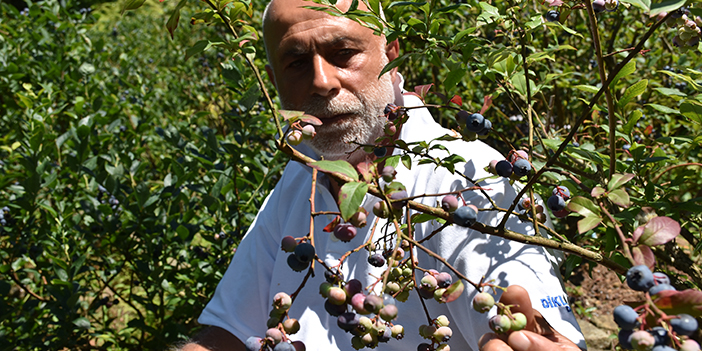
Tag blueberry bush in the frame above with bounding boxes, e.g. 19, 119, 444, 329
0, 0, 281, 348
2, 0, 702, 349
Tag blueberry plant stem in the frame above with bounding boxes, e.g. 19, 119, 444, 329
584, 0, 617, 179
599, 201, 635, 265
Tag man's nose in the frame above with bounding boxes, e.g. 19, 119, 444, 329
310, 55, 340, 97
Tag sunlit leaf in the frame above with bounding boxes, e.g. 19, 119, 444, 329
607, 188, 630, 207
638, 216, 681, 246
631, 245, 655, 268
311, 160, 359, 181
339, 182, 368, 221
608, 173, 635, 191
440, 280, 464, 303
655, 289, 702, 317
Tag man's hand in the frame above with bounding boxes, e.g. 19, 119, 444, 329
478, 285, 582, 351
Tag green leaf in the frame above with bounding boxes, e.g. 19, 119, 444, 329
591, 185, 607, 198
567, 196, 600, 217
338, 182, 368, 221
574, 85, 600, 94
653, 87, 687, 97
311, 160, 359, 181
620, 0, 650, 11
120, 0, 146, 14
380, 53, 414, 77
623, 110, 643, 135
610, 61, 636, 88
185, 40, 209, 61
680, 101, 702, 124
608, 173, 635, 191
477, 2, 501, 23
166, 0, 188, 40
618, 79, 648, 109
176, 225, 189, 240
73, 317, 91, 329
607, 188, 630, 207
650, 0, 686, 16
578, 214, 603, 234
401, 154, 412, 170
646, 103, 679, 114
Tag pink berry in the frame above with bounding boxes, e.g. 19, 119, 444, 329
334, 223, 357, 242
281, 236, 297, 253
441, 195, 459, 212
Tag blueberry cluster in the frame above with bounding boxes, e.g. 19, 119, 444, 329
547, 186, 571, 218
668, 9, 701, 50
457, 111, 493, 141
516, 197, 547, 223
452, 204, 478, 227
487, 150, 533, 179
417, 315, 453, 351
471, 291, 527, 334
318, 276, 406, 349
417, 270, 455, 302
245, 292, 305, 351
0, 206, 10, 228
615, 265, 701, 351
97, 185, 121, 213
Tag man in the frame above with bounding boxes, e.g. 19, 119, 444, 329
180, 0, 586, 350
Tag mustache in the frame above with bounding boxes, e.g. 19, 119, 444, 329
299, 94, 364, 119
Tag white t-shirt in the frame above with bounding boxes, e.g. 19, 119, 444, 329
199, 90, 586, 351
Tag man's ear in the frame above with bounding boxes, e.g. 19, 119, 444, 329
265, 64, 277, 90
385, 39, 400, 79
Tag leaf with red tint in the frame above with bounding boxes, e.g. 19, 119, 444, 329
413, 84, 434, 101
545, 0, 564, 6
480, 95, 493, 115
654, 289, 702, 317
439, 280, 464, 303
279, 110, 305, 121
644, 124, 653, 136
631, 245, 655, 268
323, 216, 341, 232
165, 0, 188, 39
450, 95, 463, 106
638, 216, 680, 246
298, 115, 323, 126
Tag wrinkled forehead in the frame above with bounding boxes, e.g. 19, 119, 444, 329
263, 0, 375, 55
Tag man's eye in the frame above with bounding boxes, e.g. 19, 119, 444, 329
288, 59, 307, 69
337, 49, 355, 57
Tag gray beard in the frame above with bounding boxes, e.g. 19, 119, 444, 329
281, 62, 396, 163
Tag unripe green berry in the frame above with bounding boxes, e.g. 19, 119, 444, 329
510, 312, 527, 331
301, 125, 316, 139
433, 326, 453, 343
472, 292, 495, 313
391, 324, 404, 339
379, 304, 398, 321
489, 315, 512, 334
273, 292, 292, 310
283, 318, 300, 334
434, 288, 447, 302
319, 282, 332, 297
327, 287, 347, 305
435, 315, 450, 327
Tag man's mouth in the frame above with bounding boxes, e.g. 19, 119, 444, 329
317, 113, 355, 125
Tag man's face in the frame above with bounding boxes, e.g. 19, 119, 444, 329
264, 0, 397, 162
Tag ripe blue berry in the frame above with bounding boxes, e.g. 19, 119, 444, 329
436, 272, 452, 288
626, 265, 655, 291
552, 185, 571, 199
368, 253, 385, 267
653, 272, 670, 285
618, 329, 633, 349
287, 254, 309, 272
324, 299, 346, 316
464, 113, 486, 133
390, 190, 409, 209
273, 342, 296, 351
495, 160, 513, 177
670, 314, 698, 336
613, 305, 640, 330
477, 119, 492, 136
512, 158, 532, 177
294, 243, 315, 263
648, 283, 676, 295
652, 346, 676, 351
337, 312, 361, 332
648, 326, 670, 346
245, 336, 263, 351
546, 10, 560, 22
547, 195, 566, 212
453, 205, 478, 227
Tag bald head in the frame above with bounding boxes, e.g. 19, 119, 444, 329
263, 0, 377, 63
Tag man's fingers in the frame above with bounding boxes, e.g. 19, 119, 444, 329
497, 285, 539, 332
506, 330, 582, 351
478, 332, 512, 351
